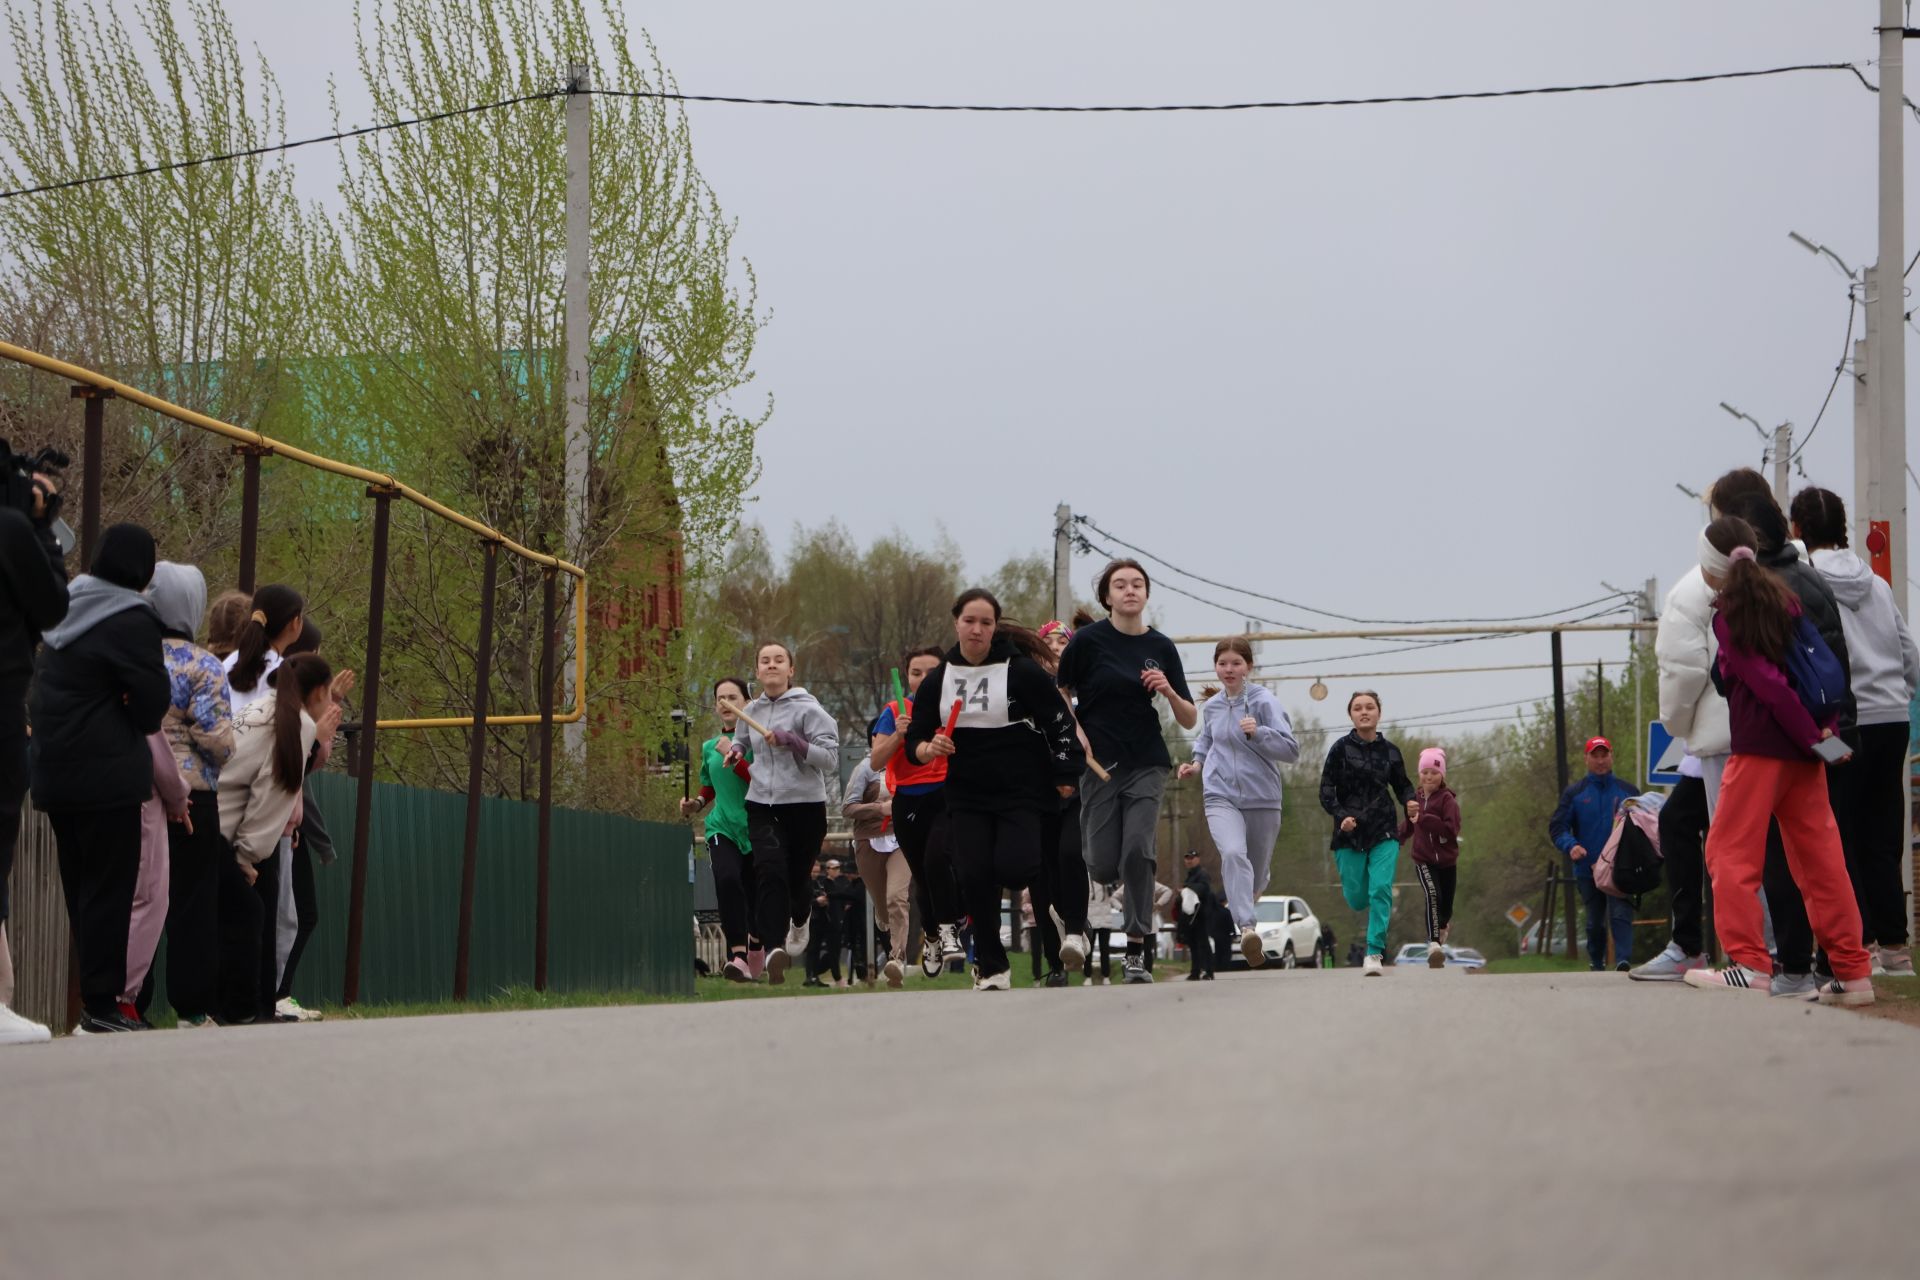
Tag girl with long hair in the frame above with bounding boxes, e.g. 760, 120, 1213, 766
870, 645, 963, 972
1318, 690, 1414, 976
223, 584, 304, 717
906, 589, 1084, 990
1177, 636, 1300, 967
740, 642, 840, 986
1056, 559, 1196, 985
682, 677, 760, 982
1033, 620, 1093, 985
1684, 517, 1873, 1003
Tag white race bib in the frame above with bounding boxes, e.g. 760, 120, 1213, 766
941, 663, 1011, 730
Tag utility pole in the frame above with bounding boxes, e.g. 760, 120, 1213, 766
1770, 422, 1792, 508
563, 63, 591, 764
1052, 503, 1073, 623
1878, 0, 1909, 618
1854, 324, 1874, 553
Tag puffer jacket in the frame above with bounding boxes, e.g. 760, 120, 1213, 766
1810, 547, 1920, 727
1656, 566, 1731, 758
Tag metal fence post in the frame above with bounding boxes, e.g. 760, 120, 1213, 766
534, 568, 558, 992
453, 541, 500, 1001
69, 385, 109, 569
235, 444, 267, 594
342, 488, 395, 1007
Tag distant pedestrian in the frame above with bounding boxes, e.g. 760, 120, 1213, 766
1318, 690, 1413, 977
1548, 737, 1639, 972
1178, 850, 1220, 980
844, 733, 910, 988
1399, 747, 1462, 969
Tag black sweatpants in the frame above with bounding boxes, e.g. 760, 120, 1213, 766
1657, 774, 1709, 957
948, 806, 1044, 978
164, 790, 224, 1020
1186, 909, 1220, 977
276, 840, 317, 1002
707, 833, 756, 951
1414, 862, 1458, 941
1828, 721, 1911, 947
0, 685, 26, 925
894, 787, 958, 936
218, 850, 263, 1024
744, 800, 827, 950
49, 804, 143, 1017
1041, 793, 1090, 939
252, 847, 283, 1021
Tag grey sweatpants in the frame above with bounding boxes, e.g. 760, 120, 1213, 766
1081, 764, 1166, 939
1203, 799, 1282, 930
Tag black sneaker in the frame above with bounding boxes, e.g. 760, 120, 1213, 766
75, 1006, 145, 1035
1043, 970, 1068, 988
1615, 962, 1630, 973
1122, 954, 1153, 985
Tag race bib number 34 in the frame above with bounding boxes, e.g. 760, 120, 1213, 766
943, 664, 1010, 730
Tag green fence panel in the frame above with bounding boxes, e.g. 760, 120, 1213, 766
292, 771, 692, 1008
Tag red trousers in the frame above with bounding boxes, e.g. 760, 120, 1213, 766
1704, 755, 1870, 982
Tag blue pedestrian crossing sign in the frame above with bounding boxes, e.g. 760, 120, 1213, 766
1646, 721, 1686, 786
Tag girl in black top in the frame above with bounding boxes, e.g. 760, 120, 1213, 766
1317, 690, 1414, 975
907, 589, 1083, 989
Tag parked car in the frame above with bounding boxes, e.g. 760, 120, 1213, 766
1243, 894, 1322, 969
1392, 943, 1487, 968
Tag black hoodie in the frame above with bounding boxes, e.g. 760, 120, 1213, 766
905, 634, 1084, 814
29, 524, 169, 812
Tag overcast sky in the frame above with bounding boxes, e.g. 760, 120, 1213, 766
209, 3, 1918, 742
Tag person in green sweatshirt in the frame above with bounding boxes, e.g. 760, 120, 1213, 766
682, 677, 758, 982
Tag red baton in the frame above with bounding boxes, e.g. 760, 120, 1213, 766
943, 698, 963, 737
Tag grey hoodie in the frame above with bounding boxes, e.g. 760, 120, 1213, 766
148, 561, 208, 639
39, 574, 154, 651
1189, 683, 1300, 810
1810, 547, 1920, 726
741, 685, 840, 804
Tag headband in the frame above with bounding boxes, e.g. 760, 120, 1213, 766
1698, 528, 1757, 578
1038, 620, 1071, 641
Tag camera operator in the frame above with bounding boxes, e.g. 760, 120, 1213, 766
0, 453, 70, 1045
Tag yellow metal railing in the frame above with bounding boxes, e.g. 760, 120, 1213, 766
0, 339, 587, 729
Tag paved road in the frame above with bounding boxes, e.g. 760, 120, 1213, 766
1, 968, 1913, 1279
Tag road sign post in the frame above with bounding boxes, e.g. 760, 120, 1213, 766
1646, 720, 1685, 787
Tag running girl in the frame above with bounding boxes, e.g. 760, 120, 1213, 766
870, 646, 962, 972
682, 678, 758, 982
740, 643, 840, 986
1400, 748, 1462, 969
1057, 560, 1196, 985
1318, 690, 1414, 977
905, 589, 1084, 990
1035, 620, 1093, 984
1177, 637, 1299, 968
1684, 517, 1874, 1004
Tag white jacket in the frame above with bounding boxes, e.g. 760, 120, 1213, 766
1810, 548, 1920, 726
217, 699, 318, 865
1656, 565, 1731, 758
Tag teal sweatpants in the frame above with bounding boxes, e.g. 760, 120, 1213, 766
1337, 839, 1398, 957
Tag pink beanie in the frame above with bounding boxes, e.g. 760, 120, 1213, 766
1418, 747, 1446, 776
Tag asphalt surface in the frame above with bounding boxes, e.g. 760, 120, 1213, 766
0, 967, 1913, 1280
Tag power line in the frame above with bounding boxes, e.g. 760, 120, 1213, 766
586, 63, 1854, 113
1245, 602, 1639, 670
0, 91, 564, 200
1075, 515, 1631, 626
0, 62, 1862, 201
1789, 288, 1857, 462
1072, 529, 1316, 631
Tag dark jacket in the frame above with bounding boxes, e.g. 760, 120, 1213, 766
1318, 731, 1413, 852
905, 634, 1084, 813
1397, 785, 1462, 867
29, 582, 169, 812
1762, 543, 1856, 731
1710, 602, 1832, 761
0, 506, 68, 684
1548, 771, 1639, 881
1180, 865, 1220, 942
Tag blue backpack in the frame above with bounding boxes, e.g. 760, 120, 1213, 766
1783, 615, 1848, 721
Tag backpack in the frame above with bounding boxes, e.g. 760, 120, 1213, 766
1595, 801, 1663, 899
1782, 614, 1849, 722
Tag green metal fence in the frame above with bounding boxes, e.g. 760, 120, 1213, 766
291, 771, 692, 1007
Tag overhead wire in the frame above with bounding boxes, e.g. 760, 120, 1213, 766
1788, 288, 1858, 462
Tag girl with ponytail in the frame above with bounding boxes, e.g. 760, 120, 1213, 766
1684, 517, 1874, 1005
224, 584, 304, 716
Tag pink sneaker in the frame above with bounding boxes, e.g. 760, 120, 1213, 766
724, 955, 753, 983
1814, 977, 1876, 1007
746, 948, 767, 981
1683, 964, 1769, 993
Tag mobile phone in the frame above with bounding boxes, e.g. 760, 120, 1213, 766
1812, 736, 1853, 764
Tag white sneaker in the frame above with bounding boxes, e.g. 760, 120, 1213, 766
274, 997, 321, 1023
1240, 928, 1267, 969
1684, 964, 1769, 993
1628, 941, 1708, 983
1769, 972, 1819, 999
1059, 932, 1089, 970
1362, 955, 1384, 976
1814, 977, 1876, 1007
0, 1003, 51, 1046
883, 958, 904, 989
785, 918, 810, 958
1878, 945, 1913, 977
936, 923, 961, 964
972, 968, 1011, 991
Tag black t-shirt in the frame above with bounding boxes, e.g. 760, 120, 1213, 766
1055, 618, 1190, 771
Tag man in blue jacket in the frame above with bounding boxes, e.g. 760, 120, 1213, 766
1548, 737, 1641, 971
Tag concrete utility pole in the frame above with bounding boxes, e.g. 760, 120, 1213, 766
563, 63, 591, 764
1770, 422, 1792, 509
1877, 0, 1909, 617
1854, 325, 1874, 553
1052, 504, 1073, 623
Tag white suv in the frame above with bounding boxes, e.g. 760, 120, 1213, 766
1250, 894, 1322, 969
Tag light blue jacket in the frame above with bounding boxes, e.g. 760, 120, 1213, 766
1190, 684, 1299, 810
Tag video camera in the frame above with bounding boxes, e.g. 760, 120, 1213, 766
0, 439, 73, 555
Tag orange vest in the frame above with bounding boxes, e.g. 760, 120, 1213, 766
882, 698, 947, 791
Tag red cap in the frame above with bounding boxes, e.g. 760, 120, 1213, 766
1584, 737, 1613, 755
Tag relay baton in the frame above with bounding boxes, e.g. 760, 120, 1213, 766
943, 699, 963, 738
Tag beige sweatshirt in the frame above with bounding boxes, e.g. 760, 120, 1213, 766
217, 699, 318, 865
